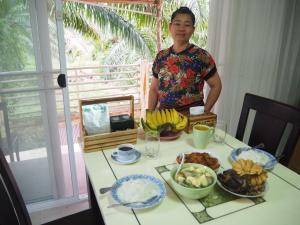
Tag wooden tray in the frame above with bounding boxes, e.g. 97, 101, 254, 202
79, 96, 138, 152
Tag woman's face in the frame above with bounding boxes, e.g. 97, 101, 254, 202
169, 13, 195, 44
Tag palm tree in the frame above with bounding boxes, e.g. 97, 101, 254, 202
1, 0, 209, 72
83, 0, 208, 71
60, 0, 209, 63
104, 0, 209, 59
62, 2, 152, 58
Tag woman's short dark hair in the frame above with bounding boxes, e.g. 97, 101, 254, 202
171, 7, 195, 25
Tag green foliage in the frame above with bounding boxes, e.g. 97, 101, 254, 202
63, 3, 101, 42
0, 0, 33, 72
62, 2, 151, 58
107, 0, 209, 58
161, 0, 209, 49
0, 0, 209, 71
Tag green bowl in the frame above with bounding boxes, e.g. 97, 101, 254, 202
170, 163, 217, 199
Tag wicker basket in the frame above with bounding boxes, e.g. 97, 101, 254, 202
185, 112, 217, 133
79, 96, 138, 152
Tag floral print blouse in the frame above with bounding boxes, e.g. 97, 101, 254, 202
152, 44, 217, 112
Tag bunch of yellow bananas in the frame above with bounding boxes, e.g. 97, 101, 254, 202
141, 109, 188, 134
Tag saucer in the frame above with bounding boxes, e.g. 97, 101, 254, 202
111, 150, 141, 165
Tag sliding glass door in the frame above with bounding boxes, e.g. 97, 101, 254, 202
0, 0, 80, 210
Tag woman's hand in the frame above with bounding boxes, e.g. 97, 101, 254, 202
204, 72, 222, 112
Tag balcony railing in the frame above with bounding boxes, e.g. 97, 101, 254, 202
0, 60, 151, 122
0, 60, 152, 154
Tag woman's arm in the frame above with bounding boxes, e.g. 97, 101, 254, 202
204, 72, 222, 112
148, 77, 159, 110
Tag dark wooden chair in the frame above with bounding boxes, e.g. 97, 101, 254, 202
236, 93, 300, 166
0, 148, 104, 225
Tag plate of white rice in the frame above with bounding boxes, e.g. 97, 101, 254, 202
111, 174, 166, 209
230, 147, 277, 170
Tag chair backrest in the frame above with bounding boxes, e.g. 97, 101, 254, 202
0, 148, 32, 225
236, 93, 300, 166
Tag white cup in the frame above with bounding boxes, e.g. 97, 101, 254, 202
190, 106, 205, 116
112, 144, 135, 161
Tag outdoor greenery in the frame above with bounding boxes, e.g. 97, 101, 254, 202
0, 0, 209, 123
61, 0, 209, 67
0, 0, 209, 72
0, 0, 209, 151
0, 0, 34, 72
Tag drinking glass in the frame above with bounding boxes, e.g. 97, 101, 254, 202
144, 131, 160, 159
212, 120, 227, 144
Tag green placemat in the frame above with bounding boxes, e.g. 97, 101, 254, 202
155, 164, 265, 224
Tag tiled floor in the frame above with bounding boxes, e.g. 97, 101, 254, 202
11, 122, 92, 224
24, 143, 89, 223
27, 146, 90, 224
12, 143, 88, 202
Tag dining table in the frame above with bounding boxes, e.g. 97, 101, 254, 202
83, 130, 300, 225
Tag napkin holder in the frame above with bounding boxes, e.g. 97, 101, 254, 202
186, 112, 217, 133
110, 114, 134, 132
79, 96, 138, 152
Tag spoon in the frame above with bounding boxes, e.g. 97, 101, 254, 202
175, 153, 185, 178
236, 143, 265, 154
99, 187, 112, 194
107, 195, 159, 208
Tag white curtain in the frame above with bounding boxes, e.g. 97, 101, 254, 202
207, 0, 300, 136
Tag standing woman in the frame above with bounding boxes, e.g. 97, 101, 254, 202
148, 7, 221, 114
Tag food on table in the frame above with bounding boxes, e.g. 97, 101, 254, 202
232, 159, 263, 176
117, 179, 160, 203
175, 166, 214, 188
232, 159, 268, 186
218, 169, 248, 194
141, 109, 188, 136
237, 149, 270, 166
176, 152, 220, 170
218, 159, 268, 195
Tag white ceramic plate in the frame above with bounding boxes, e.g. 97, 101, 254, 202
230, 147, 277, 170
217, 180, 268, 198
111, 174, 166, 209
